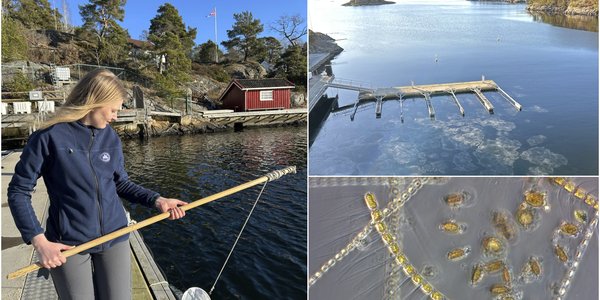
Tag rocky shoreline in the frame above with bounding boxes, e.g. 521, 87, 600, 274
469, 0, 598, 16
309, 30, 344, 56
113, 116, 306, 139
112, 116, 224, 139
527, 5, 598, 16
342, 0, 395, 7
527, 0, 598, 16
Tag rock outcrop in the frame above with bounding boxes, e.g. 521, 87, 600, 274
224, 62, 267, 79
527, 0, 598, 16
342, 0, 395, 6
309, 31, 343, 56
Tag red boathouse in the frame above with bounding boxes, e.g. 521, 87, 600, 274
218, 78, 295, 112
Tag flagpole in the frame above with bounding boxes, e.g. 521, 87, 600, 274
214, 7, 218, 63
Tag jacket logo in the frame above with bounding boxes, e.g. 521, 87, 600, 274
100, 152, 111, 162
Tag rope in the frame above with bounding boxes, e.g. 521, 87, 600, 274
209, 181, 269, 295
265, 166, 296, 181
149, 281, 169, 287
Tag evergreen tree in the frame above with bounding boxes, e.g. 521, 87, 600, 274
222, 11, 264, 62
148, 3, 197, 99
274, 44, 307, 88
258, 37, 283, 65
192, 40, 223, 64
4, 0, 61, 30
3, 72, 35, 92
1, 15, 28, 62
78, 0, 129, 66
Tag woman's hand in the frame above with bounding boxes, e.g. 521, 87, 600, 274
31, 234, 74, 269
155, 197, 188, 220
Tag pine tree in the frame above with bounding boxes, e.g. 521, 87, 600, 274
274, 44, 307, 88
78, 0, 129, 66
148, 3, 197, 99
222, 11, 264, 62
192, 40, 223, 64
1, 15, 28, 62
4, 0, 61, 30
149, 4, 196, 53
258, 37, 283, 65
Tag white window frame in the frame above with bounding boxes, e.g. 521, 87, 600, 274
260, 90, 273, 101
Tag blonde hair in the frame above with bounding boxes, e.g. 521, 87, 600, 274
41, 69, 127, 129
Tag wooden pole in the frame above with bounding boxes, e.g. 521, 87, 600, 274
7, 166, 296, 280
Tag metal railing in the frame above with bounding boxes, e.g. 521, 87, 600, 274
328, 77, 374, 91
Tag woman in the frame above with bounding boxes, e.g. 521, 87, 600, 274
8, 69, 187, 299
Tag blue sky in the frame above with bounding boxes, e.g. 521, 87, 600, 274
61, 0, 306, 47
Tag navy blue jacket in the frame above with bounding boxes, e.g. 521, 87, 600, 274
8, 121, 160, 253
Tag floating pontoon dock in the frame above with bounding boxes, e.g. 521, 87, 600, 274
317, 79, 522, 120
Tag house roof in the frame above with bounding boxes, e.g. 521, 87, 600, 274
127, 38, 153, 49
233, 78, 295, 90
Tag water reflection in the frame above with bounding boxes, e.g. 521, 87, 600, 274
529, 11, 599, 32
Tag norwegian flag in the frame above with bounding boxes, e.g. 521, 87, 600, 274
207, 7, 216, 17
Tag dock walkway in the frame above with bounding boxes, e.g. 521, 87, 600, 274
1, 152, 175, 300
314, 79, 522, 120
201, 108, 306, 127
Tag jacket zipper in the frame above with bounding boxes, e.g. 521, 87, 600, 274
88, 129, 104, 246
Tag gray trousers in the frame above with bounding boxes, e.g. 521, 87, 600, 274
50, 240, 131, 300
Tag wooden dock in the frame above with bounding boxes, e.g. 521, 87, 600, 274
358, 80, 512, 100
1, 152, 176, 300
200, 108, 307, 127
326, 79, 522, 120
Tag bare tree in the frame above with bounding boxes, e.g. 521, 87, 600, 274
270, 14, 306, 46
